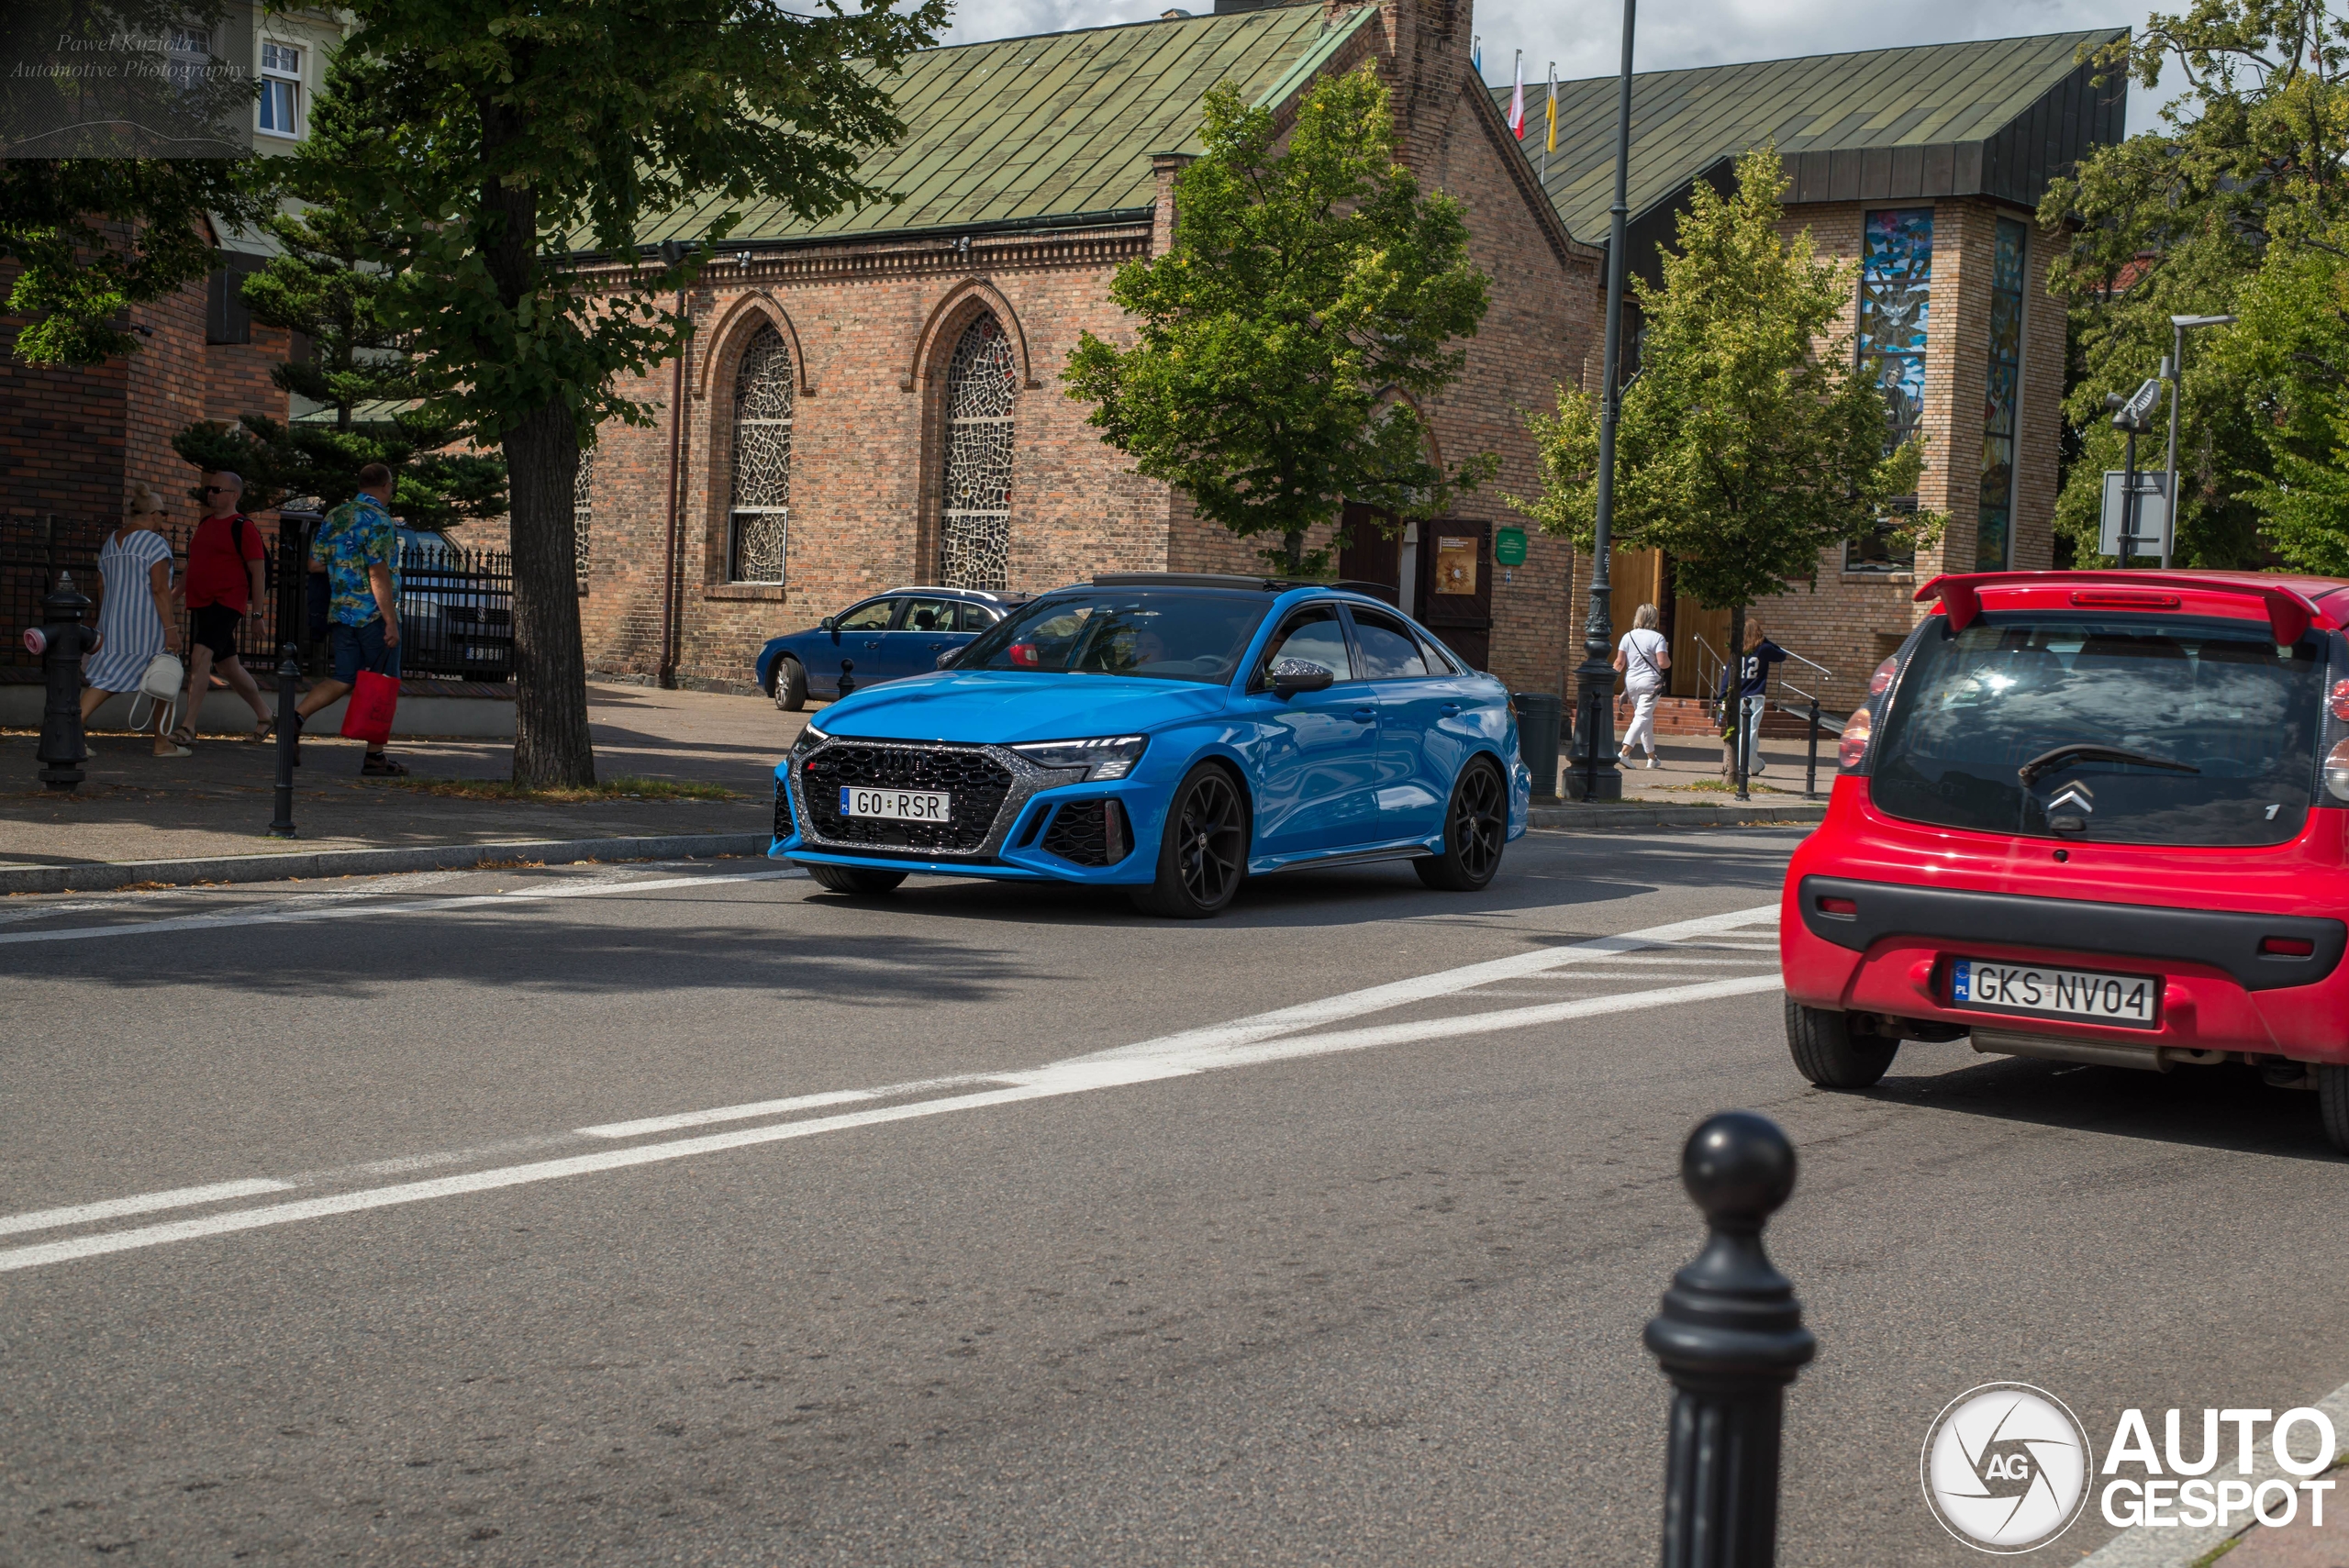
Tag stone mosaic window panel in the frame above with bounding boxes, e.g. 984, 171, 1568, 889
1848, 206, 1935, 573
941, 315, 1017, 590
573, 446, 594, 595
1976, 218, 2027, 572
728, 326, 793, 584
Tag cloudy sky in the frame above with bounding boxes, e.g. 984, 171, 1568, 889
940, 0, 2180, 137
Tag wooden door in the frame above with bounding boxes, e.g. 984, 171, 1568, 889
1608, 548, 1665, 692
1670, 598, 1731, 699
1335, 504, 1401, 605
1415, 519, 1492, 671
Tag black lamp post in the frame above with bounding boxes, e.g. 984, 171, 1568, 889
2106, 378, 2163, 565
1564, 0, 1637, 802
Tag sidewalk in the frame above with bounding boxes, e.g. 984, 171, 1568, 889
0, 682, 807, 893
1527, 728, 1831, 830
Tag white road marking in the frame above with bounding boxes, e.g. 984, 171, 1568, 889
0, 901, 1782, 1273
0, 866, 808, 948
0, 1178, 296, 1238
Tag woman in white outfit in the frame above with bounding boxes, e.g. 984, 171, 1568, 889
81, 483, 187, 757
1613, 603, 1670, 768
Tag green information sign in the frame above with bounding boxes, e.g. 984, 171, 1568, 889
1494, 527, 1528, 567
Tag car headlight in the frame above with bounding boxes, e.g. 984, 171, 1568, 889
1010, 735, 1147, 780
791, 722, 829, 760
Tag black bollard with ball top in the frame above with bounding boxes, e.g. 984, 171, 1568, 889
1644, 1111, 1816, 1568
266, 642, 300, 838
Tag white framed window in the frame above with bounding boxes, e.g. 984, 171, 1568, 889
258, 41, 302, 138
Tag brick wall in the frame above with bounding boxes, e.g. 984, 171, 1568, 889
0, 261, 128, 529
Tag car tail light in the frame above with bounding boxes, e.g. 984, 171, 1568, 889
1817, 895, 1857, 917
2331, 679, 2349, 723
2263, 936, 2316, 957
1837, 706, 1873, 771
2327, 740, 2349, 802
1867, 655, 1898, 696
1009, 643, 1041, 668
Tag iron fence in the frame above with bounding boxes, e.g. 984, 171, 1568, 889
2, 512, 513, 682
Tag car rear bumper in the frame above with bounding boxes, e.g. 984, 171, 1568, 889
1784, 781, 2349, 1065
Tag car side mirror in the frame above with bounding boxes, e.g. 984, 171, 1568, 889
819, 617, 837, 633
935, 649, 958, 670
1269, 661, 1335, 699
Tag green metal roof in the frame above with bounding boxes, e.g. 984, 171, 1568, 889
1494, 29, 2128, 243
643, 3, 1369, 246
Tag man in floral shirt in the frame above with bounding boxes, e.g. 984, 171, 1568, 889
295, 462, 406, 774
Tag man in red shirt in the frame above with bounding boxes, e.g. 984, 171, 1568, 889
177, 470, 275, 743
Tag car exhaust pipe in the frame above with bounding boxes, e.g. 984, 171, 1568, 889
1971, 1029, 2171, 1072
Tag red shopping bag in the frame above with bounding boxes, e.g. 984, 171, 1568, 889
340, 669, 400, 747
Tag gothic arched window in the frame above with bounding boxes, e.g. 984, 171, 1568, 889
573, 445, 594, 595
941, 314, 1016, 589
728, 325, 793, 584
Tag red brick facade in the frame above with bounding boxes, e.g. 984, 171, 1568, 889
568, 0, 1602, 700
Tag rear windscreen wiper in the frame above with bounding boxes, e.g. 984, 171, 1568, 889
2017, 744, 2202, 785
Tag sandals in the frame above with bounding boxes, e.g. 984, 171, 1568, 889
360, 753, 408, 777
251, 717, 275, 743
168, 725, 198, 747
153, 742, 193, 758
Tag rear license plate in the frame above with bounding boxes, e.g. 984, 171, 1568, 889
1950, 959, 2159, 1028
840, 786, 952, 822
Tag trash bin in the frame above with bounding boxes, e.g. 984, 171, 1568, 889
1512, 690, 1563, 802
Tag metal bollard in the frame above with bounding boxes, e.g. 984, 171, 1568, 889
1803, 698, 1820, 801
32, 573, 98, 791
267, 642, 300, 838
1645, 1111, 1816, 1568
837, 657, 855, 698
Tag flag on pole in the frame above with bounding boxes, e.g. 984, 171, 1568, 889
1471, 35, 1482, 75
1545, 61, 1557, 152
1508, 50, 1524, 139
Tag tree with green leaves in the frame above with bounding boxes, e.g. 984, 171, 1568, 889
1062, 67, 1496, 578
1514, 145, 1936, 666
282, 0, 941, 784
170, 196, 508, 530
2040, 3, 2349, 568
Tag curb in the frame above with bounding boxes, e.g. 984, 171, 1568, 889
1526, 801, 1826, 831
0, 832, 774, 896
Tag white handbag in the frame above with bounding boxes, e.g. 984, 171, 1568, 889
126, 651, 184, 734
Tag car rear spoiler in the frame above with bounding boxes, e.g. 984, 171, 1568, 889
1915, 573, 2339, 645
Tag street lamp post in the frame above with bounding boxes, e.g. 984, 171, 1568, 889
2107, 378, 2163, 565
1564, 0, 1636, 803
2161, 314, 2236, 570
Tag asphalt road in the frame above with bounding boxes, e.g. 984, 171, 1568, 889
3, 829, 2345, 1566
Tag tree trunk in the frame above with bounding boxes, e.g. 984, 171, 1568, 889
504, 398, 595, 788
476, 105, 595, 790
1284, 528, 1305, 575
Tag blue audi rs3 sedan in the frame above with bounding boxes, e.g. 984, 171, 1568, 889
771, 574, 1531, 917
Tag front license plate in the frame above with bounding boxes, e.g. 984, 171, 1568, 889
840, 786, 952, 822
1950, 958, 2159, 1028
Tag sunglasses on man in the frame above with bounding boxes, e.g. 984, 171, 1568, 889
203, 486, 235, 495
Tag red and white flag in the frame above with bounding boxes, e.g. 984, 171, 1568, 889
1508, 50, 1525, 139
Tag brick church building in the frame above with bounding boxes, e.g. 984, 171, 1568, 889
575, 0, 1600, 696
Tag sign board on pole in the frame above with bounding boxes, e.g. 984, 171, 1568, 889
2099, 470, 2171, 557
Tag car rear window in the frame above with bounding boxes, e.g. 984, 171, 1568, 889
957, 590, 1272, 684
1871, 611, 2326, 847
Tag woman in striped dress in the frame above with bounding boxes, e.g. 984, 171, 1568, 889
81, 483, 188, 757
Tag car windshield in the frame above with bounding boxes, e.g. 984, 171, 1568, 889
954, 590, 1272, 684
1870, 611, 2326, 847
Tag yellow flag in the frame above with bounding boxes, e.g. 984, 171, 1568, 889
1545, 66, 1557, 152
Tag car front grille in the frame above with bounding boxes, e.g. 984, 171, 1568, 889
800, 742, 1013, 855
1041, 800, 1131, 866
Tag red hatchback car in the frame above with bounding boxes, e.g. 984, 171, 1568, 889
1782, 569, 2349, 1152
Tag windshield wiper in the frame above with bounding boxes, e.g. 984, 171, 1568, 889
2017, 744, 2201, 785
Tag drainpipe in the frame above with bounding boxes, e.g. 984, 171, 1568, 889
658, 273, 692, 688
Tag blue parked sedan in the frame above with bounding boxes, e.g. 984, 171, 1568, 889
755, 586, 1030, 711
770, 574, 1531, 917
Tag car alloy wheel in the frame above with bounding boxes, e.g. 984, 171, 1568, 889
774, 657, 807, 713
1133, 764, 1247, 918
1415, 759, 1506, 892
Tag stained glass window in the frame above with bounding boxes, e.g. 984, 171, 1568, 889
728, 326, 793, 584
573, 446, 594, 595
941, 315, 1016, 590
1976, 219, 2027, 571
1848, 207, 1934, 573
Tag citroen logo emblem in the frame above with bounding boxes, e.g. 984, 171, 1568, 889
2047, 782, 2095, 816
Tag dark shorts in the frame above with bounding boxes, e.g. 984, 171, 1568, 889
189, 604, 241, 661
328, 617, 402, 684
